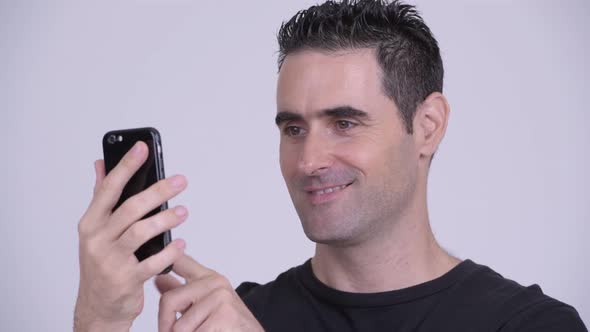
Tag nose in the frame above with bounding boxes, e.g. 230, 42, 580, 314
298, 130, 333, 176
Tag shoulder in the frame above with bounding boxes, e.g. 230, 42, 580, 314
235, 264, 300, 300
235, 263, 304, 321
445, 260, 587, 331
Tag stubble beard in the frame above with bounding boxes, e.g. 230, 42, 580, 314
293, 172, 416, 248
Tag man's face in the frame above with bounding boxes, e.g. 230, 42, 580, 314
276, 49, 419, 246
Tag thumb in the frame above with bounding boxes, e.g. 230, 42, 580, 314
154, 274, 183, 295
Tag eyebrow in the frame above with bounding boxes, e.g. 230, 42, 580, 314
274, 111, 302, 126
275, 106, 370, 126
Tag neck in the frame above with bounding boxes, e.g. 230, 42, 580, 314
311, 174, 460, 293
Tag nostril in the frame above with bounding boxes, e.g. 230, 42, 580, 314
309, 166, 330, 176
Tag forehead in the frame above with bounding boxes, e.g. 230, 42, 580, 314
276, 48, 390, 116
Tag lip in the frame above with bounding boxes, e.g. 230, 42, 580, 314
304, 182, 353, 205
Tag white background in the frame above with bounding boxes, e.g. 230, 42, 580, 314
1, 0, 588, 330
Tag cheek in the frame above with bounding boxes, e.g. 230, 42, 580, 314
337, 136, 390, 174
279, 142, 298, 179
337, 134, 412, 179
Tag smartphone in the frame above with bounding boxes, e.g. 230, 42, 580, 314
102, 127, 172, 274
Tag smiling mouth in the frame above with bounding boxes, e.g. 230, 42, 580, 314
307, 182, 353, 196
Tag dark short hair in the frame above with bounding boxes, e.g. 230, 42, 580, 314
277, 0, 443, 134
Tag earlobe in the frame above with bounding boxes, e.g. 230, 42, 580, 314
414, 92, 450, 159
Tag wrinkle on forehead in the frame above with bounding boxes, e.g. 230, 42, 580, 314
276, 48, 387, 116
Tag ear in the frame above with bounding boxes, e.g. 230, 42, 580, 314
412, 92, 450, 161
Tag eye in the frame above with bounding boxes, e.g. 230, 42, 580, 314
335, 120, 356, 131
284, 126, 305, 137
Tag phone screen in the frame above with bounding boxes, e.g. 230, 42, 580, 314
102, 128, 170, 265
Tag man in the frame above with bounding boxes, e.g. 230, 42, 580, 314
74, 0, 587, 331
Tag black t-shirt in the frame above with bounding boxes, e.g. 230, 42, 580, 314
236, 259, 587, 331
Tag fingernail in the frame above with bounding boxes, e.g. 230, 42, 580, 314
175, 206, 187, 217
175, 239, 186, 249
170, 175, 186, 189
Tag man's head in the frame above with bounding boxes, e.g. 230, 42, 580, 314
277, 0, 444, 134
276, 0, 449, 246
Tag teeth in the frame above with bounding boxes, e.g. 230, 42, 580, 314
313, 185, 347, 195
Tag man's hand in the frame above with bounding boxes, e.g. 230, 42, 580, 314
74, 141, 188, 332
155, 254, 264, 332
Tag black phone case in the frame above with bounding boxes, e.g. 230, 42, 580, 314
102, 127, 172, 274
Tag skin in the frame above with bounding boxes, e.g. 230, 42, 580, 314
154, 256, 262, 332
75, 142, 189, 332
75, 47, 457, 331
277, 48, 460, 292
75, 142, 262, 332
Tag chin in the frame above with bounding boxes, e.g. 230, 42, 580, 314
301, 217, 360, 247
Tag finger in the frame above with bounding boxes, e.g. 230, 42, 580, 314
88, 141, 149, 218
158, 284, 196, 332
158, 277, 227, 332
115, 205, 188, 255
79, 160, 108, 235
136, 238, 186, 282
93, 159, 106, 195
106, 175, 188, 239
155, 274, 183, 295
172, 254, 214, 282
172, 289, 226, 332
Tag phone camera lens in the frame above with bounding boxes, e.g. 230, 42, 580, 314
107, 134, 117, 144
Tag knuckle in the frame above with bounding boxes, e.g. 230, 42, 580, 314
77, 217, 91, 236
78, 210, 102, 237
99, 175, 117, 192
168, 244, 183, 259
212, 286, 234, 302
128, 223, 147, 242
159, 292, 174, 309
141, 257, 161, 276
210, 274, 231, 289
156, 211, 176, 230
96, 179, 121, 204
155, 179, 173, 197
218, 275, 231, 287
134, 220, 161, 242
149, 212, 167, 230
148, 218, 164, 234
120, 197, 146, 219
